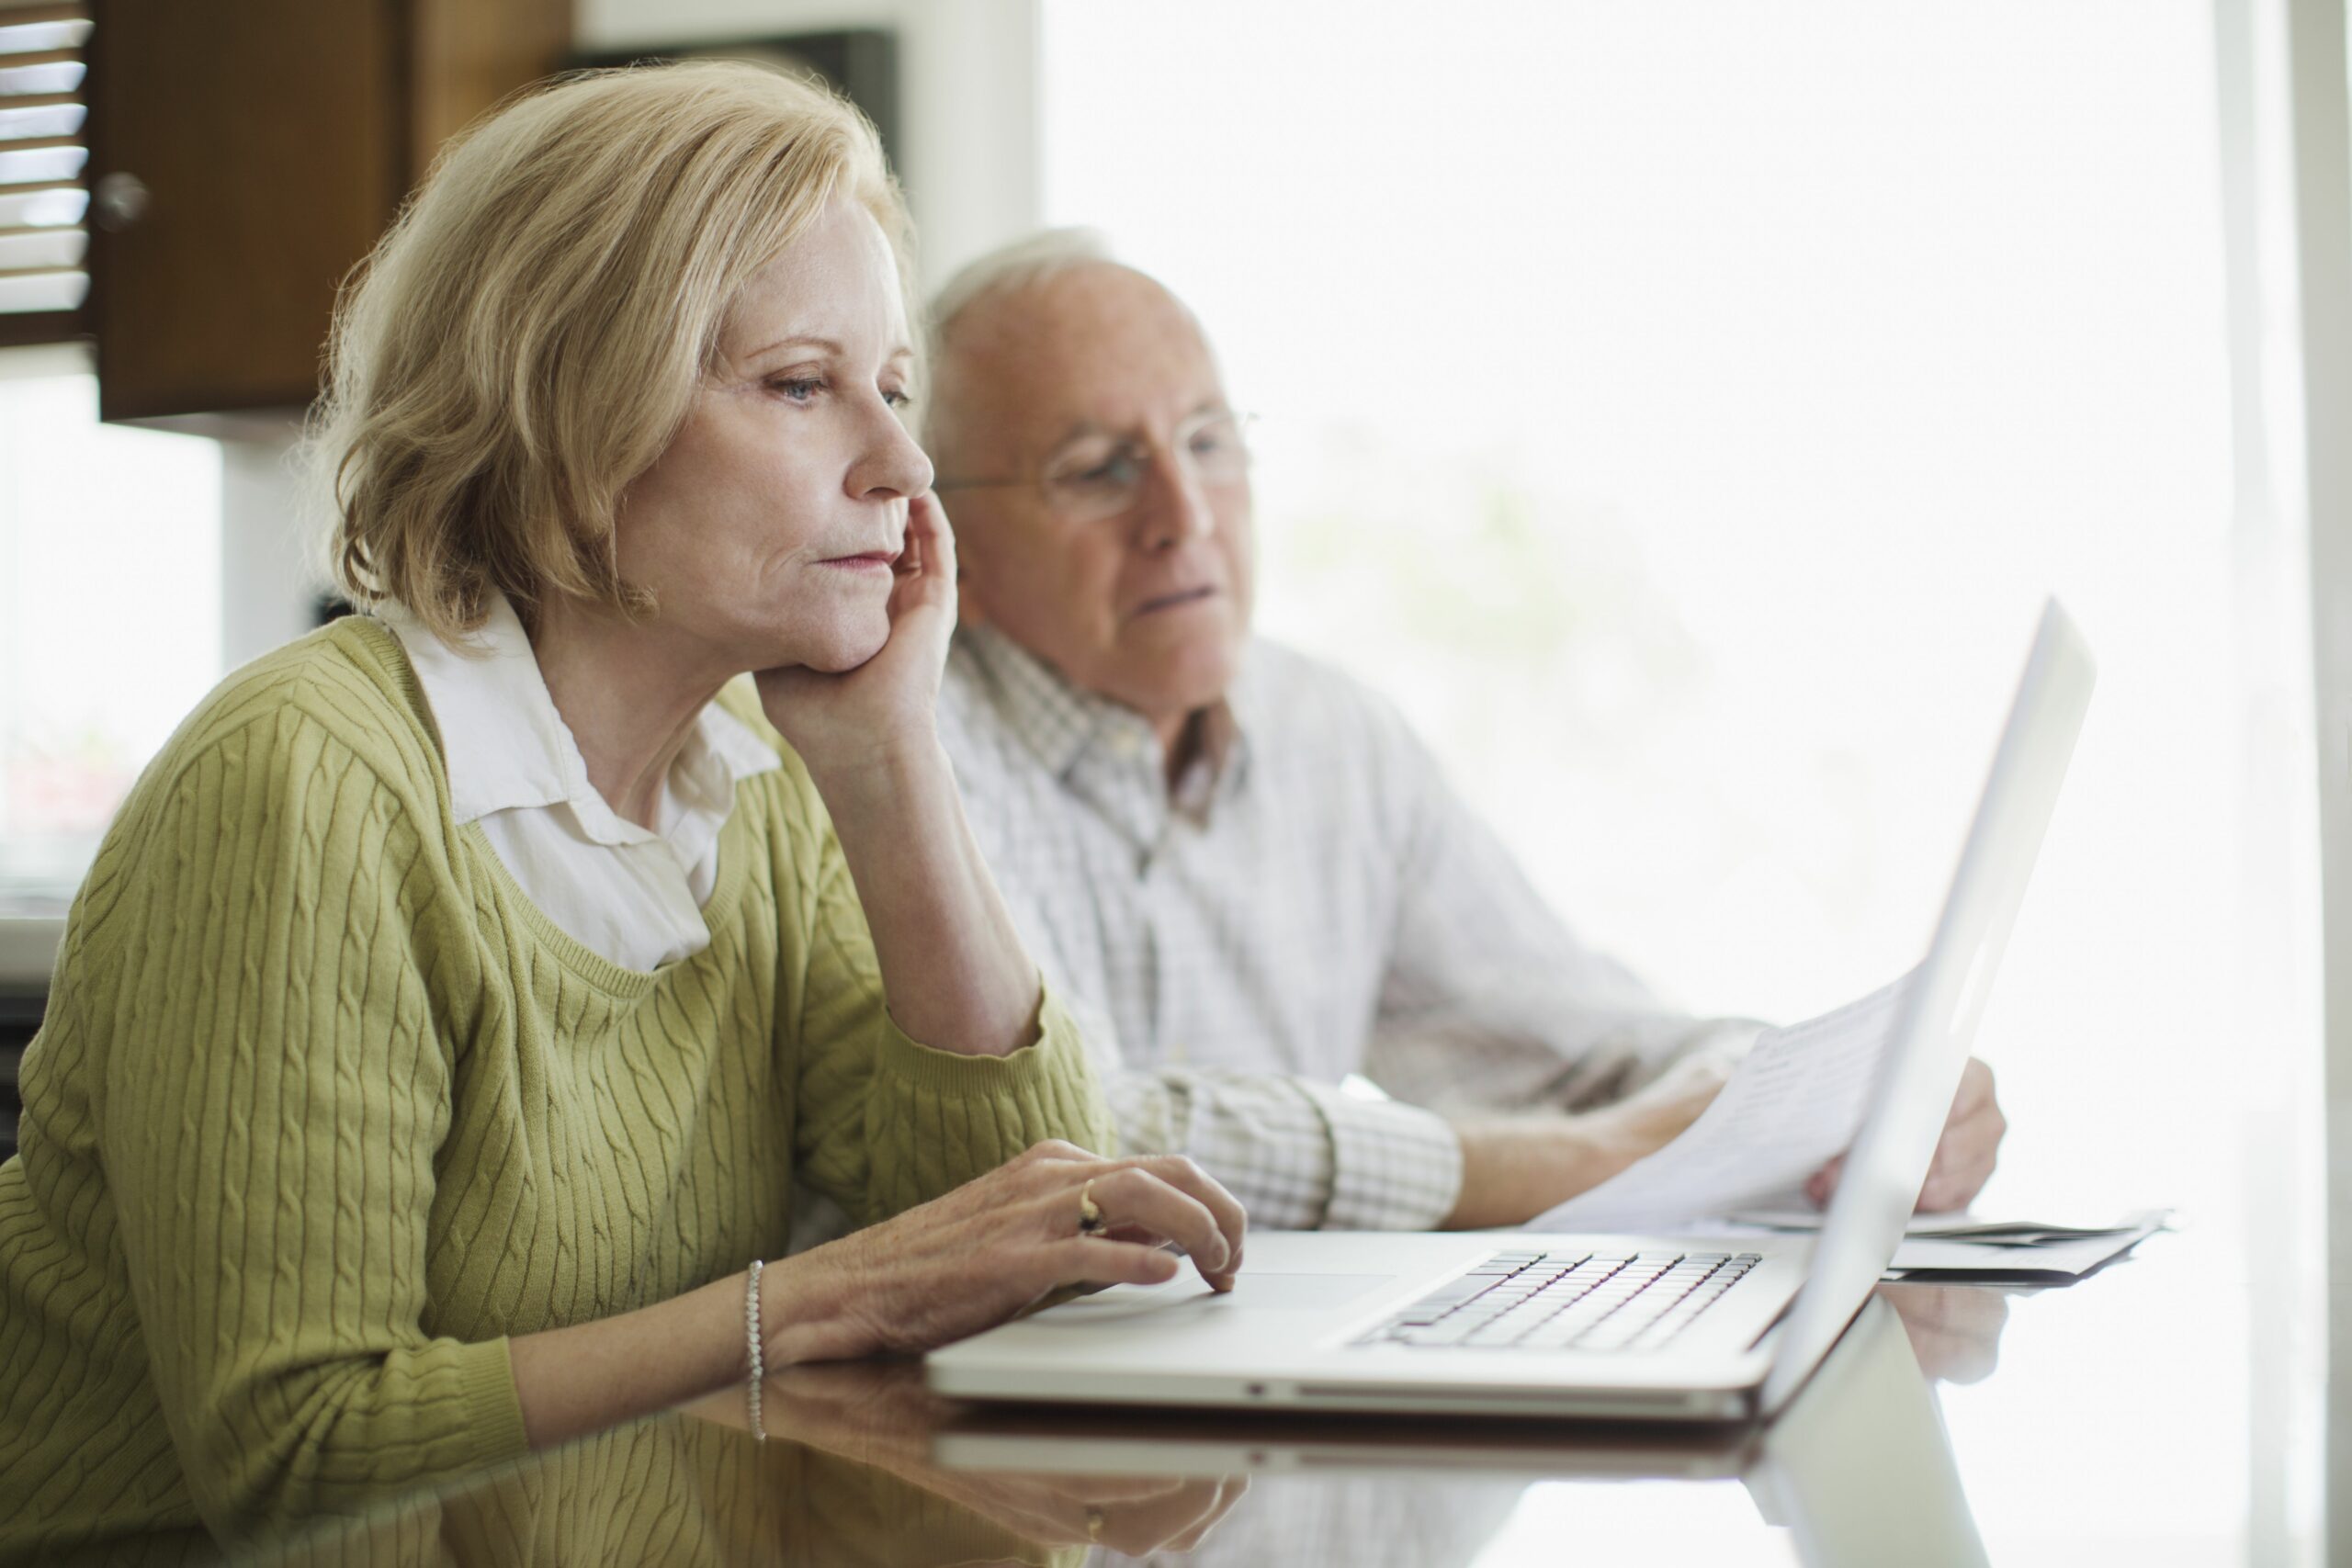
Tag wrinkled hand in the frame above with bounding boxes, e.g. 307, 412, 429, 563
756, 491, 957, 775
766, 1140, 1247, 1367
1447, 1049, 1736, 1228
1809, 1056, 2004, 1213
1588, 1049, 1735, 1174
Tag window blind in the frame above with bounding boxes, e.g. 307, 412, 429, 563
0, 1, 85, 346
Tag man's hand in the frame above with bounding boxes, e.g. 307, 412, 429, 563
1807, 1056, 2004, 1213
1442, 1053, 1733, 1230
1877, 1281, 2011, 1384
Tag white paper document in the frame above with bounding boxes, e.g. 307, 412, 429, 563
1528, 970, 1915, 1235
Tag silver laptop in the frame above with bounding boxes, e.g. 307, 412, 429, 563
934, 1296, 1989, 1568
929, 600, 2094, 1422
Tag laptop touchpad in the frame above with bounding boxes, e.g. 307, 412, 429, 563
1230, 1273, 1394, 1308
1042, 1271, 1395, 1326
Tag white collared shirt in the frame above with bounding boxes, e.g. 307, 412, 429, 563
937, 625, 1756, 1231
379, 595, 783, 972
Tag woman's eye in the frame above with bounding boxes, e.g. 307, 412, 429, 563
770, 376, 826, 403
883, 387, 914, 411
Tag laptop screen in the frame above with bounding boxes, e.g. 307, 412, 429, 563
1759, 600, 2096, 1414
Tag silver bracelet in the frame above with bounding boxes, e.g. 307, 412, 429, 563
745, 1259, 767, 1442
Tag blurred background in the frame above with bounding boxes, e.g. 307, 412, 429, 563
0, 1, 2345, 1561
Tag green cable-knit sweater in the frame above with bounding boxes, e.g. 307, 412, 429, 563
0, 617, 1112, 1556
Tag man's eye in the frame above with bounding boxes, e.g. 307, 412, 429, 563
1065, 453, 1136, 487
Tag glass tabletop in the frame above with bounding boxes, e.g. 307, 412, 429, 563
107, 1227, 2252, 1568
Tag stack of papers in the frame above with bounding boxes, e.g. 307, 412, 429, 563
1731, 1208, 2173, 1280
1519, 971, 2169, 1282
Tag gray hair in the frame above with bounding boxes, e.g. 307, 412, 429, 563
924, 227, 1237, 480
925, 227, 1117, 361
921, 228, 1121, 467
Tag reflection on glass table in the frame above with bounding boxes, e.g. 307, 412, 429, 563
178, 1286, 2001, 1568
932, 1292, 1989, 1568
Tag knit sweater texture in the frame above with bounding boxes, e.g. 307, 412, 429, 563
0, 618, 1111, 1556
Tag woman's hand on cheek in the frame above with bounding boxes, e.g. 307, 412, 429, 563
757, 492, 957, 779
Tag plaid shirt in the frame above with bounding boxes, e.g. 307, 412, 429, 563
936, 626, 1751, 1231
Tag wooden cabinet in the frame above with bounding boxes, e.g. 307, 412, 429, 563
86, 0, 567, 423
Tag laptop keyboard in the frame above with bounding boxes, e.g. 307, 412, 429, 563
1352, 1250, 1762, 1354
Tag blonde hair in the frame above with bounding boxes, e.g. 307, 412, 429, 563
313, 61, 913, 642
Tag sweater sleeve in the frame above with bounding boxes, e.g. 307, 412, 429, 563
91, 708, 528, 1539
784, 790, 1114, 1228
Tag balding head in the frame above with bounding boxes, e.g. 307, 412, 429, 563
925, 233, 1209, 470
923, 238, 1254, 748
922, 227, 1116, 455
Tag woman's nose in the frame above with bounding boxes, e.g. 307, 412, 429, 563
852, 402, 935, 501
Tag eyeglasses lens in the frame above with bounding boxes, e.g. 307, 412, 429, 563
1043, 413, 1252, 523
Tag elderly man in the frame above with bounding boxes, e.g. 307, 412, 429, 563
920, 231, 2004, 1232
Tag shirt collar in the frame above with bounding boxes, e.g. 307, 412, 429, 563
377, 594, 779, 843
956, 624, 1260, 804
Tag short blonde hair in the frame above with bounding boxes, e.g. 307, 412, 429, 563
314, 61, 913, 642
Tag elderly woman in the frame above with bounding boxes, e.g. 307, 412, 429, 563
0, 62, 1243, 1554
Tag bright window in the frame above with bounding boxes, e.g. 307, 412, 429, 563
0, 350, 220, 902
1045, 2, 2280, 1557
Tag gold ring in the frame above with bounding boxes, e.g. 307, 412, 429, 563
1078, 1178, 1107, 1236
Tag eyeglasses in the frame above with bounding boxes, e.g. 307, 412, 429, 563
935, 409, 1256, 525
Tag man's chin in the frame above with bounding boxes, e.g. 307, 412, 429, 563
1120, 645, 1243, 718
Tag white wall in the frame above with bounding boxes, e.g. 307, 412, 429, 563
574, 0, 1046, 288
